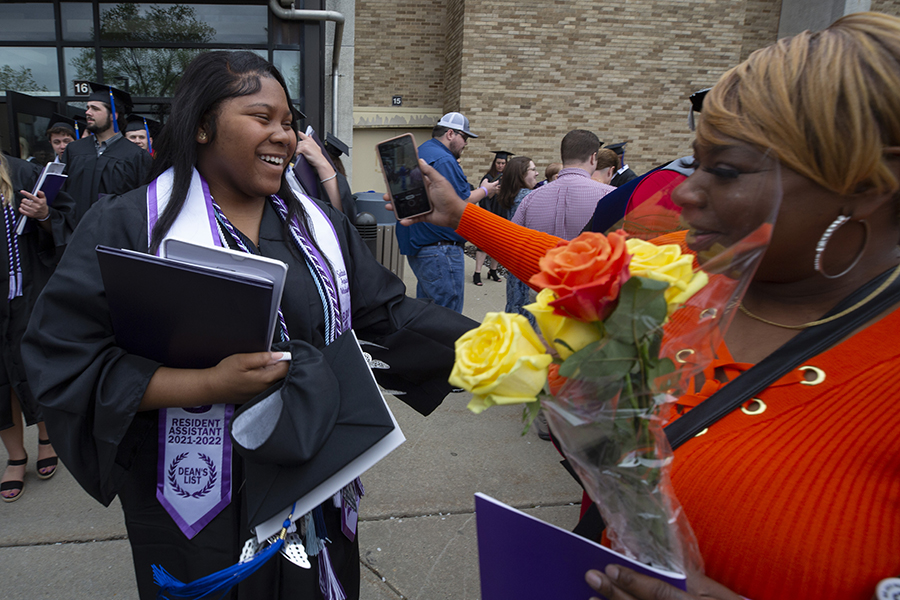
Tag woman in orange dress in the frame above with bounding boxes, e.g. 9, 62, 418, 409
391, 11, 900, 600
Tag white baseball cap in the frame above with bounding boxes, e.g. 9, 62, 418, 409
436, 112, 478, 138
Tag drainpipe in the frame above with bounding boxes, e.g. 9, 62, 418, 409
268, 0, 344, 136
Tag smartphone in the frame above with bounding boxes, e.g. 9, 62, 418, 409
375, 133, 433, 220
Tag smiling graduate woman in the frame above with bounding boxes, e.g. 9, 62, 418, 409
392, 12, 900, 600
21, 51, 473, 599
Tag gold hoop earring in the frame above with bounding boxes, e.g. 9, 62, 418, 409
813, 215, 868, 279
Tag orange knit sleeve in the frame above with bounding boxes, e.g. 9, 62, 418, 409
456, 203, 562, 289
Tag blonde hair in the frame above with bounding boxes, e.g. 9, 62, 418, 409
697, 11, 900, 196
0, 154, 13, 206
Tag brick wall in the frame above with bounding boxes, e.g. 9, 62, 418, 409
354, 1, 900, 188
453, 0, 785, 179
354, 0, 446, 109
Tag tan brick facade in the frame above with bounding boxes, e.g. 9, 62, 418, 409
354, 1, 899, 189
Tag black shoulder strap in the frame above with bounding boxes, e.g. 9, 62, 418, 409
664, 266, 900, 450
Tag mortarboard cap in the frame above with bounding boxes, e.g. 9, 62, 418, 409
491, 151, 514, 160
325, 133, 349, 157
604, 142, 628, 156
87, 82, 134, 114
689, 88, 711, 113
125, 114, 161, 136
688, 87, 712, 131
88, 82, 133, 134
47, 113, 77, 137
231, 331, 396, 529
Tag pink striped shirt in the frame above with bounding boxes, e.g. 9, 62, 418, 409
511, 168, 615, 239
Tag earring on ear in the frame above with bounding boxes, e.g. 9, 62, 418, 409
198, 132, 208, 142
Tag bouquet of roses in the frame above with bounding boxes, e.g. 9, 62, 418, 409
449, 168, 779, 575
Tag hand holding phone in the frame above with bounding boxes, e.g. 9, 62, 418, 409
376, 133, 433, 220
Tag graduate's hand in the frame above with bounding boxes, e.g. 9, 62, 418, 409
140, 352, 289, 411
585, 565, 743, 600
386, 160, 468, 229
208, 352, 290, 404
482, 178, 500, 198
18, 190, 49, 221
296, 131, 333, 175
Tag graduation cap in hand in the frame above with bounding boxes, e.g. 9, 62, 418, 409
230, 331, 396, 529
325, 133, 349, 158
87, 82, 134, 133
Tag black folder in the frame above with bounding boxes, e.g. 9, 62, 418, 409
97, 245, 275, 369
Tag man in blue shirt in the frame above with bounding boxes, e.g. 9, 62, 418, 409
396, 112, 499, 312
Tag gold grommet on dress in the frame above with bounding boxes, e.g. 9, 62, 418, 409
798, 366, 825, 386
694, 428, 708, 437
699, 308, 717, 319
741, 398, 767, 415
675, 349, 695, 363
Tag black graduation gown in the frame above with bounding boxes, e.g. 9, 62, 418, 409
61, 134, 153, 224
21, 183, 474, 599
0, 156, 75, 429
610, 167, 638, 188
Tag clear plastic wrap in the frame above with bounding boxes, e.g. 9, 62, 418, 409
540, 153, 782, 576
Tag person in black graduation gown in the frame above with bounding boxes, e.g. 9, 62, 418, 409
21, 51, 473, 598
0, 153, 75, 501
605, 142, 638, 187
61, 83, 153, 224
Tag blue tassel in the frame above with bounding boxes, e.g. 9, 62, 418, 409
152, 505, 296, 599
153, 538, 282, 599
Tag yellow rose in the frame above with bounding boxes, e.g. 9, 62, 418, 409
625, 239, 709, 314
450, 312, 553, 414
524, 288, 604, 359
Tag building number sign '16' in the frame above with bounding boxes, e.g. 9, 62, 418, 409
73, 80, 91, 96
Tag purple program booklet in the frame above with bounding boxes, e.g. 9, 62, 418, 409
474, 493, 687, 599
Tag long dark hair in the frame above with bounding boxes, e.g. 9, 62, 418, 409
495, 156, 532, 212
149, 51, 303, 254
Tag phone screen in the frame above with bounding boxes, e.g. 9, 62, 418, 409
377, 135, 432, 219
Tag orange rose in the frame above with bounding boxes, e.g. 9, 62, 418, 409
529, 231, 631, 322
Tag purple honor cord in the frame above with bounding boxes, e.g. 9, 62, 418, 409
2, 197, 23, 300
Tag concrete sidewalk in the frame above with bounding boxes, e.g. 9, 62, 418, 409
0, 248, 583, 599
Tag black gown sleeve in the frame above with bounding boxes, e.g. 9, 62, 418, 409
327, 204, 477, 416
21, 190, 161, 505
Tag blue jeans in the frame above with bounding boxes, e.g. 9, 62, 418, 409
407, 244, 465, 313
506, 275, 536, 327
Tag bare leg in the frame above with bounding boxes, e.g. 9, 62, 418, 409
474, 250, 487, 273
1, 393, 26, 500
36, 420, 56, 477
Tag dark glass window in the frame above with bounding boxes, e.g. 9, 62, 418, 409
98, 3, 267, 45
0, 48, 60, 95
95, 48, 264, 98
65, 47, 98, 92
273, 51, 302, 100
61, 3, 96, 42
0, 3, 56, 43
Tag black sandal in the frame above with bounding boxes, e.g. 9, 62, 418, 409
473, 272, 483, 286
1, 456, 27, 502
36, 438, 58, 480
487, 269, 503, 282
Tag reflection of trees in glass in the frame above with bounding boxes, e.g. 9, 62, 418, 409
72, 3, 215, 97
0, 65, 48, 92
